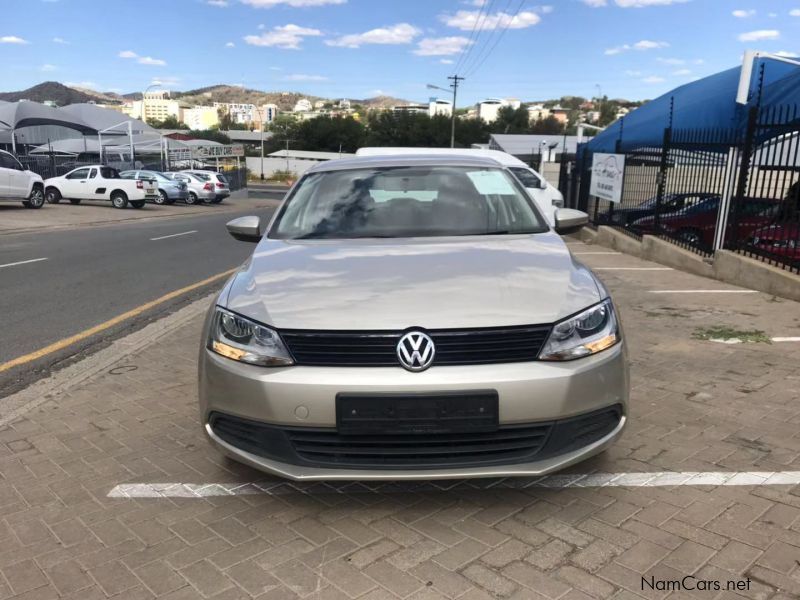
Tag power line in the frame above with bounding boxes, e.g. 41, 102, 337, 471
463, 0, 526, 79
454, 0, 498, 75
459, 0, 515, 77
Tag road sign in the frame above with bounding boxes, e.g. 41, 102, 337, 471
590, 153, 625, 203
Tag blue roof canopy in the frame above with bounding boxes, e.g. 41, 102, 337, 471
587, 57, 800, 153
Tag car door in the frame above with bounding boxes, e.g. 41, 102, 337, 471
61, 167, 91, 198
0, 153, 14, 198
5, 154, 29, 197
85, 167, 108, 201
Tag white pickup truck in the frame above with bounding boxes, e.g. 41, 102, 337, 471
0, 150, 45, 209
44, 165, 158, 209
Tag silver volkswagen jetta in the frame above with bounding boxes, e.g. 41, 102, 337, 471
199, 155, 628, 480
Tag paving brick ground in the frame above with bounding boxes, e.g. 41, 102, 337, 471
1, 240, 800, 599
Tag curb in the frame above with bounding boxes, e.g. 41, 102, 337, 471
0, 292, 214, 428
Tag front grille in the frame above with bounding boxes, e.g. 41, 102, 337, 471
280, 325, 552, 367
209, 405, 622, 470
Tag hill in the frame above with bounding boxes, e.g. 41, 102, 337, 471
0, 81, 111, 105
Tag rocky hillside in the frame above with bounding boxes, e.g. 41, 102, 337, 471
0, 81, 112, 105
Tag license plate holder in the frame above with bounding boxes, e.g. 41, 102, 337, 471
336, 391, 498, 435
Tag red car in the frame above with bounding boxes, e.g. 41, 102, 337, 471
631, 196, 780, 250
748, 222, 800, 265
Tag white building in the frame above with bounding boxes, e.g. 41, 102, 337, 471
259, 103, 279, 125
213, 102, 257, 124
428, 98, 453, 117
477, 98, 522, 123
182, 106, 219, 130
392, 104, 428, 116
527, 104, 551, 122
293, 98, 313, 113
339, 99, 351, 110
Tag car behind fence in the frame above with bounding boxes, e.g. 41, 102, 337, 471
570, 104, 800, 274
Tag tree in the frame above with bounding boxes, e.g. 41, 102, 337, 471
491, 106, 532, 135
148, 115, 188, 130
530, 115, 564, 135
186, 129, 231, 145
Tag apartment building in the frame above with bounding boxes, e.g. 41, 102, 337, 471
476, 98, 521, 123
182, 106, 220, 130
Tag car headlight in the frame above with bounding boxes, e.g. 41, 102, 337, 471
208, 307, 294, 366
539, 299, 620, 361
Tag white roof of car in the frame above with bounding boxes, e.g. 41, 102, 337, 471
356, 147, 530, 168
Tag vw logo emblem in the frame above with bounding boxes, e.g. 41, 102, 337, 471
397, 331, 436, 372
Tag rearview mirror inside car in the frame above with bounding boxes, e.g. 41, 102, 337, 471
554, 208, 589, 234
226, 216, 262, 243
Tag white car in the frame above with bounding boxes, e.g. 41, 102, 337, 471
0, 150, 45, 209
180, 170, 230, 203
356, 147, 564, 225
44, 165, 158, 209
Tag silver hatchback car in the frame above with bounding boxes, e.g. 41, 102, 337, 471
199, 155, 628, 481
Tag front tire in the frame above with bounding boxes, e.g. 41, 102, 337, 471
130, 200, 145, 209
69, 199, 81, 205
111, 192, 128, 209
186, 192, 199, 205
23, 185, 45, 209
45, 187, 61, 204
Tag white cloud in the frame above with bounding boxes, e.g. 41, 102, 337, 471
775, 50, 799, 57
413, 36, 472, 56
326, 23, 420, 48
0, 36, 29, 44
657, 57, 684, 65
284, 73, 328, 81
240, 0, 345, 7
40, 63, 57, 72
118, 50, 138, 58
441, 10, 542, 30
605, 39, 668, 54
65, 81, 97, 88
642, 75, 666, 83
672, 68, 692, 75
440, 58, 454, 64
52, 37, 68, 44
790, 9, 800, 16
737, 29, 779, 41
732, 9, 755, 18
207, 0, 228, 5
225, 41, 235, 47
152, 76, 181, 87
624, 69, 642, 76
138, 56, 166, 66
586, 0, 689, 5
244, 24, 322, 49
582, 0, 607, 6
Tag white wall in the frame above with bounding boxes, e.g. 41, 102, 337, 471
246, 156, 324, 178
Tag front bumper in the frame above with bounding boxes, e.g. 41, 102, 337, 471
198, 338, 629, 481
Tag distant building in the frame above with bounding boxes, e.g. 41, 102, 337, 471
527, 104, 551, 122
213, 102, 257, 125
259, 103, 279, 125
182, 106, 219, 130
392, 104, 429, 116
124, 93, 185, 123
314, 100, 326, 110
293, 98, 313, 112
549, 106, 571, 125
428, 98, 452, 117
339, 99, 351, 110
476, 98, 521, 123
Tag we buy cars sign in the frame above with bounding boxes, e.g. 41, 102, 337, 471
590, 153, 625, 203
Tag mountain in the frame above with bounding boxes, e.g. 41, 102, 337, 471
0, 82, 113, 105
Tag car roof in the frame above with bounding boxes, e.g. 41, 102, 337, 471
355, 147, 529, 168
306, 154, 504, 174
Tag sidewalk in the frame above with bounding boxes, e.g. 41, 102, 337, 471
1, 244, 800, 599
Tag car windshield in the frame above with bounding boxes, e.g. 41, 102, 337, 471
270, 166, 548, 239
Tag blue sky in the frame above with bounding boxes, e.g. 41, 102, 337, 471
2, 0, 799, 104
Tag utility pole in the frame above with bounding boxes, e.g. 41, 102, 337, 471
447, 75, 464, 149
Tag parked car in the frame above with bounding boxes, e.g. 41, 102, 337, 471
748, 222, 800, 265
631, 195, 780, 250
120, 170, 189, 205
165, 172, 217, 205
44, 166, 158, 209
199, 154, 627, 481
0, 150, 45, 209
599, 193, 716, 227
356, 147, 564, 224
180, 170, 230, 203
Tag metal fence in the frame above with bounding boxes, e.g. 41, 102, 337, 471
572, 104, 800, 273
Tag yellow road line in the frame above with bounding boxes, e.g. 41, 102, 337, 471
0, 268, 238, 374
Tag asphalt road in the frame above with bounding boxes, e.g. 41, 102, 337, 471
0, 191, 281, 396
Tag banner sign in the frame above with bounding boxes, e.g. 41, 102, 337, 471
191, 144, 245, 159
590, 153, 625, 203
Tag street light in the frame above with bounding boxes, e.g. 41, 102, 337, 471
141, 81, 162, 124
427, 76, 463, 149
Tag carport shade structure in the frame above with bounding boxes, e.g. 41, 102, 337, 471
587, 57, 800, 153
0, 101, 97, 152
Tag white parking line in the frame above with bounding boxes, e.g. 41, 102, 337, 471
572, 251, 621, 255
107, 470, 800, 498
772, 337, 800, 342
649, 289, 758, 294
0, 257, 48, 269
710, 336, 800, 344
150, 230, 198, 241
594, 267, 672, 271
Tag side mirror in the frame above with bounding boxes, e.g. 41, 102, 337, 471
226, 216, 262, 243
554, 208, 589, 234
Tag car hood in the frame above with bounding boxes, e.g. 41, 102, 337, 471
223, 233, 602, 330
